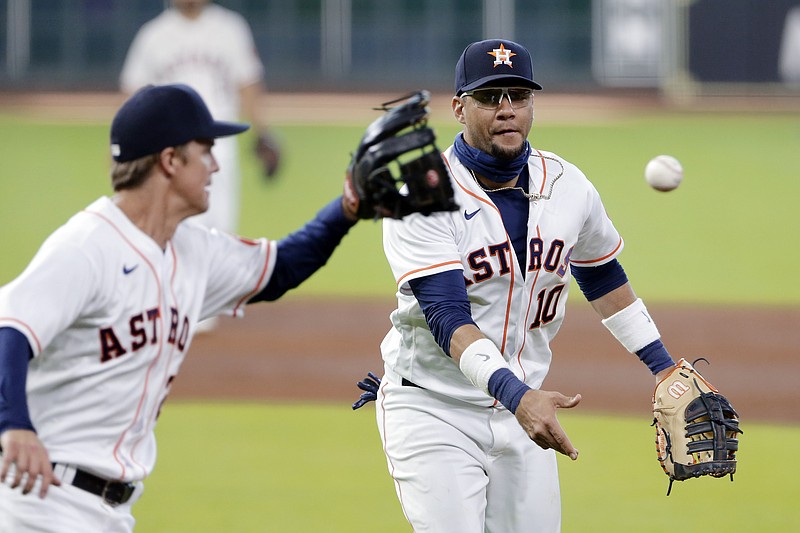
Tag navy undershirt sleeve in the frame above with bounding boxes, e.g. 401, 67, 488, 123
571, 259, 629, 302
0, 327, 35, 434
408, 270, 476, 356
636, 339, 675, 375
250, 197, 356, 302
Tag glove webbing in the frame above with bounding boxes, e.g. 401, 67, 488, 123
686, 388, 741, 459
664, 379, 742, 495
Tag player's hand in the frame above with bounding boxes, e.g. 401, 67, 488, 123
513, 390, 581, 460
343, 170, 392, 221
342, 174, 361, 222
0, 429, 61, 498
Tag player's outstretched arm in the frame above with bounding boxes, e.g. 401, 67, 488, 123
450, 324, 581, 460
249, 191, 358, 303
0, 429, 60, 498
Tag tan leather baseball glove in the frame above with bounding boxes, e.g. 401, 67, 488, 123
652, 358, 742, 495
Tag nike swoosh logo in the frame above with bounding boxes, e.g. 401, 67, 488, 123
464, 208, 481, 220
477, 353, 490, 362
123, 264, 139, 275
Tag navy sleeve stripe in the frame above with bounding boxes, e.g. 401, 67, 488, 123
571, 259, 628, 301
0, 327, 35, 434
408, 269, 476, 356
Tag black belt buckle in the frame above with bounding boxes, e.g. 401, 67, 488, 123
101, 480, 135, 507
66, 465, 135, 506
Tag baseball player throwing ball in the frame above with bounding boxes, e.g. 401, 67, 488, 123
0, 84, 362, 532
357, 39, 683, 532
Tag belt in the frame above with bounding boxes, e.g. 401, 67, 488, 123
402, 378, 423, 389
54, 464, 136, 506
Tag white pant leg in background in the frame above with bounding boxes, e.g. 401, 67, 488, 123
376, 369, 561, 533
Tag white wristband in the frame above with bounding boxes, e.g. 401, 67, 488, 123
601, 298, 660, 353
458, 338, 508, 394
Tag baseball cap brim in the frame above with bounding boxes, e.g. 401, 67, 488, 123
460, 74, 543, 94
206, 120, 250, 139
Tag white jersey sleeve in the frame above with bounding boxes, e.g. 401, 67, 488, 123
383, 211, 463, 289
118, 21, 155, 93
173, 222, 277, 320
567, 166, 624, 266
225, 10, 264, 88
0, 238, 96, 355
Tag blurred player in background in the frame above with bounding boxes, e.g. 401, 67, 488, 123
121, 0, 282, 332
120, 0, 281, 225
0, 84, 357, 532
779, 5, 800, 83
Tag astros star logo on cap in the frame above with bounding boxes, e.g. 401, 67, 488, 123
488, 43, 516, 68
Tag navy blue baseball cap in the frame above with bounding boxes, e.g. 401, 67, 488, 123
110, 84, 249, 162
455, 39, 543, 94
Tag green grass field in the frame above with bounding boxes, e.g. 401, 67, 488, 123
1, 106, 798, 531
134, 403, 800, 532
2, 109, 799, 303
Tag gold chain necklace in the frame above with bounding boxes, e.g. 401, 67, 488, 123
468, 156, 564, 202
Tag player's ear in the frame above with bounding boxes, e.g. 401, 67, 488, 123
159, 147, 179, 176
452, 96, 466, 124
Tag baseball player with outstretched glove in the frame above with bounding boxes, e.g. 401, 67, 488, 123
0, 83, 459, 532
344, 38, 748, 532
652, 358, 742, 495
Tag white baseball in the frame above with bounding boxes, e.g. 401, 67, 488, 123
644, 155, 683, 192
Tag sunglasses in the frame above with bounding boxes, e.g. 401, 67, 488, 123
460, 87, 534, 110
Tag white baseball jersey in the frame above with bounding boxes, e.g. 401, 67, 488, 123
0, 197, 276, 482
381, 146, 623, 404
119, 4, 264, 233
780, 7, 800, 82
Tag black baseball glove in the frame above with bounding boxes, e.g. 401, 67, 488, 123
254, 130, 281, 179
344, 90, 458, 219
652, 358, 742, 495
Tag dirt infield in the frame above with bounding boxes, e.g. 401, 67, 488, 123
172, 298, 799, 425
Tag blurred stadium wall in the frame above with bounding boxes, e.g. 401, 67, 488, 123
1, 0, 799, 96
